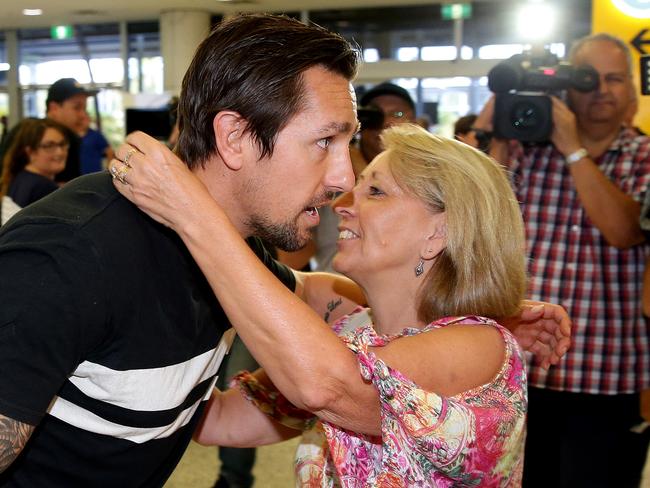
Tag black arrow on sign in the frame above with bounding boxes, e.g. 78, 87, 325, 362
631, 29, 650, 55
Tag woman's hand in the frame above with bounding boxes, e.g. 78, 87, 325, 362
502, 300, 572, 369
109, 131, 213, 232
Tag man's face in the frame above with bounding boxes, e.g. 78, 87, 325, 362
240, 66, 358, 251
360, 94, 415, 163
48, 94, 89, 134
568, 40, 634, 126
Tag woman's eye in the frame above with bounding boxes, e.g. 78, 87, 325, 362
317, 138, 331, 149
369, 186, 384, 196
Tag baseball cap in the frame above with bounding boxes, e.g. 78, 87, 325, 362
359, 82, 415, 112
46, 78, 98, 105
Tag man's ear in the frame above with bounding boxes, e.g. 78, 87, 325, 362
213, 111, 247, 171
421, 213, 447, 261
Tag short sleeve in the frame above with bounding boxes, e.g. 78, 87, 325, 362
624, 136, 650, 203
247, 237, 296, 293
346, 322, 526, 485
0, 220, 107, 424
353, 343, 478, 475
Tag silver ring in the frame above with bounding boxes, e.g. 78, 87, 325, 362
123, 148, 137, 167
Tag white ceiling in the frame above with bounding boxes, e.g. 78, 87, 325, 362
2, 0, 453, 30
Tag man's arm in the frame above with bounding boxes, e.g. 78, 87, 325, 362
194, 379, 301, 448
474, 97, 644, 248
500, 300, 571, 369
0, 414, 34, 473
549, 97, 645, 248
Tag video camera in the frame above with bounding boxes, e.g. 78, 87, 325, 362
487, 50, 599, 142
357, 106, 384, 131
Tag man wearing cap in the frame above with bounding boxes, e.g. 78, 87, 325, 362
351, 82, 416, 176
0, 78, 94, 184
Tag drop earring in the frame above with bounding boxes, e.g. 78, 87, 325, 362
414, 258, 424, 277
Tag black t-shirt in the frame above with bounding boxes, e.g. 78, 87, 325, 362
0, 173, 295, 487
8, 170, 59, 207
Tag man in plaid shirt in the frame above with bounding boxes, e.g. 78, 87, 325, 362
475, 33, 650, 488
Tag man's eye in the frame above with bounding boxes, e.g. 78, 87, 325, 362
317, 138, 331, 149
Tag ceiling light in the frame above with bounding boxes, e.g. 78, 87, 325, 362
23, 8, 43, 16
516, 3, 556, 41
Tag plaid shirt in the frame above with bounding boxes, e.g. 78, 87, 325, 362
507, 127, 650, 395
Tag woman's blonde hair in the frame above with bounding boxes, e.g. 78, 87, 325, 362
381, 124, 526, 322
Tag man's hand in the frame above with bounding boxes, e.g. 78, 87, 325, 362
474, 95, 496, 133
502, 300, 571, 369
549, 96, 582, 157
0, 414, 34, 473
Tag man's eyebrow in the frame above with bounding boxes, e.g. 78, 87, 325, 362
316, 121, 356, 134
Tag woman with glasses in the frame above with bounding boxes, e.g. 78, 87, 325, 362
1, 118, 69, 224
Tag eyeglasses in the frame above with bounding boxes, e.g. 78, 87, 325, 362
38, 141, 69, 152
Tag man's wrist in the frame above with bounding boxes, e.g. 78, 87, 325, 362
565, 147, 589, 165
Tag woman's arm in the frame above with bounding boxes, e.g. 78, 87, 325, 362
293, 270, 366, 325
194, 375, 301, 447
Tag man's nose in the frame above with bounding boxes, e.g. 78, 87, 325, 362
325, 149, 355, 193
596, 75, 609, 94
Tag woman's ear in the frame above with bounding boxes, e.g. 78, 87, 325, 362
421, 213, 447, 261
213, 111, 247, 170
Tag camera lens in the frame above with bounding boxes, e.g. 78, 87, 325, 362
510, 101, 540, 131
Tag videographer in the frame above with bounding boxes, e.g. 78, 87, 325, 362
473, 33, 650, 488
350, 82, 416, 177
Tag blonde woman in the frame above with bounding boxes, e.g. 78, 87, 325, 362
111, 124, 568, 486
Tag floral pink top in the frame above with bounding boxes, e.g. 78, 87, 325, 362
235, 307, 527, 487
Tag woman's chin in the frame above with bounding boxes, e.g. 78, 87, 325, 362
332, 257, 356, 281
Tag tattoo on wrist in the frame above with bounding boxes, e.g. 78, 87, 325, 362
323, 297, 343, 322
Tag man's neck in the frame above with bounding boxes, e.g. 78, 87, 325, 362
192, 161, 251, 239
577, 120, 622, 158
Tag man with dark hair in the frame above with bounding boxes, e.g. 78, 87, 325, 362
0, 13, 568, 487
0, 15, 360, 486
0, 78, 94, 183
474, 32, 650, 488
453, 113, 478, 146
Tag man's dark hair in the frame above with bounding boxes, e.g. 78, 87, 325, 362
177, 14, 360, 169
453, 114, 477, 137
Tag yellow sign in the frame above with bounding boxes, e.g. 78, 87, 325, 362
593, 0, 650, 133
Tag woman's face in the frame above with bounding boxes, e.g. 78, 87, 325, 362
332, 151, 445, 283
26, 128, 68, 179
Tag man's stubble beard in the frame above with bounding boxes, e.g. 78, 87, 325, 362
247, 213, 310, 252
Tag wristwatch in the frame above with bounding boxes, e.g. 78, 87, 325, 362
566, 147, 589, 165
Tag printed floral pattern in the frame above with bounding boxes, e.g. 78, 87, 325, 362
236, 308, 527, 487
